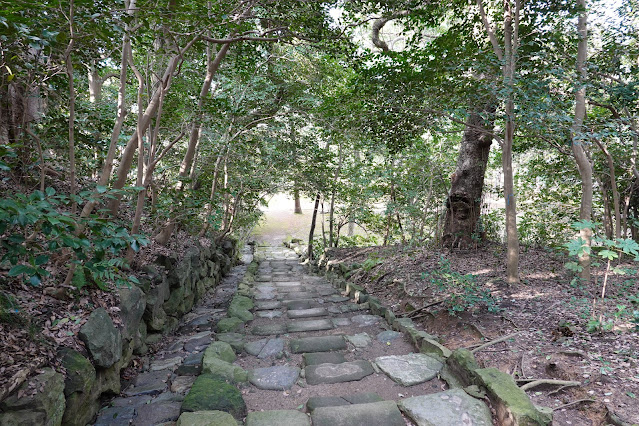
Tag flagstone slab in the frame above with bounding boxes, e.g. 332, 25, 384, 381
284, 300, 314, 310
327, 295, 351, 303
216, 333, 245, 352
274, 281, 304, 287
244, 339, 268, 356
346, 333, 372, 348
303, 352, 347, 366
276, 286, 306, 293
279, 292, 317, 300
377, 330, 402, 343
311, 401, 405, 426
249, 366, 300, 390
257, 338, 284, 359
351, 314, 382, 327
251, 323, 287, 336
332, 317, 351, 327
287, 308, 329, 319
256, 310, 283, 319
305, 360, 374, 385
375, 353, 443, 386
398, 389, 492, 426
287, 319, 333, 333
255, 301, 282, 310
123, 370, 170, 396
290, 336, 346, 353
245, 410, 310, 426
306, 396, 350, 412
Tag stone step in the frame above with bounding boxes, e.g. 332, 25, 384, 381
303, 352, 347, 366
306, 392, 383, 412
374, 353, 443, 386
245, 410, 310, 426
290, 335, 347, 353
254, 300, 282, 310
287, 307, 329, 319
251, 323, 287, 336
283, 299, 316, 310
249, 366, 300, 390
287, 319, 333, 333
305, 360, 374, 385
398, 389, 492, 426
311, 400, 405, 426
278, 291, 317, 300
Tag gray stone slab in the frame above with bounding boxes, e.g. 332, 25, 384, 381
274, 281, 303, 287
244, 339, 268, 356
287, 319, 333, 333
377, 330, 402, 343
255, 301, 282, 310
316, 287, 337, 296
110, 395, 152, 407
251, 323, 287, 336
249, 366, 301, 390
306, 396, 349, 412
346, 333, 372, 348
150, 355, 183, 371
287, 308, 329, 319
132, 401, 181, 426
123, 370, 170, 396
245, 410, 310, 426
343, 393, 384, 405
303, 352, 347, 366
398, 389, 492, 426
258, 338, 284, 359
332, 317, 351, 327
305, 360, 374, 385
290, 335, 346, 353
216, 333, 245, 352
351, 314, 382, 327
375, 353, 443, 386
95, 406, 136, 426
256, 310, 283, 319
279, 292, 316, 300
255, 293, 277, 301
183, 334, 212, 352
311, 401, 405, 426
284, 300, 314, 310
176, 352, 204, 376
277, 286, 306, 293
327, 305, 341, 314
327, 295, 350, 303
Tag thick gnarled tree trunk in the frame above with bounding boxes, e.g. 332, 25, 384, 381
442, 109, 493, 248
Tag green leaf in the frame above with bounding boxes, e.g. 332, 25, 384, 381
45, 187, 55, 196
29, 275, 41, 286
598, 250, 618, 260
96, 185, 108, 193
8, 264, 33, 276
34, 255, 49, 266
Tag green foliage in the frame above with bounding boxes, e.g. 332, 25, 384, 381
0, 188, 148, 289
421, 256, 501, 315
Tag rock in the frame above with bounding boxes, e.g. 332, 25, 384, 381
420, 338, 452, 358
287, 308, 328, 319
284, 300, 313, 310
176, 410, 237, 426
202, 357, 248, 383
119, 284, 146, 342
331, 318, 351, 327
306, 396, 350, 411
181, 375, 247, 420
171, 376, 196, 394
375, 353, 443, 386
216, 333, 245, 352
111, 395, 152, 407
311, 401, 404, 426
255, 301, 282, 310
244, 339, 268, 356
245, 410, 310, 426
133, 401, 181, 426
251, 323, 287, 336
346, 333, 372, 348
177, 352, 204, 376
305, 360, 374, 385
204, 341, 237, 363
78, 308, 123, 368
183, 334, 212, 352
249, 366, 301, 390
123, 370, 170, 396
289, 336, 346, 353
58, 347, 96, 397
350, 314, 381, 327
256, 338, 284, 359
228, 295, 254, 321
256, 310, 283, 319
216, 317, 244, 333
303, 352, 347, 366
398, 388, 492, 426
376, 330, 402, 343
343, 393, 384, 404
287, 319, 333, 333
94, 406, 136, 426
0, 368, 66, 426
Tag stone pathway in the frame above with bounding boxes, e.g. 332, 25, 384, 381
94, 245, 495, 425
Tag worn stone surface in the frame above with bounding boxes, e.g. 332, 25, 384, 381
256, 310, 283, 319
398, 389, 492, 426
181, 375, 247, 420
177, 352, 204, 376
251, 323, 287, 336
183, 334, 212, 352
311, 401, 405, 426
176, 410, 238, 426
290, 335, 346, 353
343, 393, 384, 404
375, 353, 443, 386
150, 356, 183, 371
204, 341, 237, 363
377, 330, 402, 343
350, 314, 382, 327
59, 347, 96, 397
303, 352, 347, 366
244, 339, 268, 356
287, 319, 333, 333
255, 300, 282, 310
216, 317, 244, 333
306, 396, 350, 411
0, 368, 66, 426
133, 401, 181, 426
346, 333, 372, 348
202, 357, 248, 383
171, 376, 196, 394
78, 308, 123, 368
305, 360, 374, 385
284, 300, 313, 310
249, 366, 301, 390
331, 317, 351, 327
287, 308, 328, 319
245, 410, 311, 426
94, 406, 136, 426
216, 333, 245, 352
123, 370, 170, 396
257, 338, 284, 359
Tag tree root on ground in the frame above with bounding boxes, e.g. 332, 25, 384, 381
469, 331, 521, 353
518, 378, 581, 391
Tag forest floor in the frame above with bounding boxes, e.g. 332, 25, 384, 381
324, 244, 639, 426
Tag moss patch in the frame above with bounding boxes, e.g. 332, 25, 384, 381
181, 375, 247, 420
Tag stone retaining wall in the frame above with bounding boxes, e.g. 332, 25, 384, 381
314, 253, 553, 426
0, 239, 238, 426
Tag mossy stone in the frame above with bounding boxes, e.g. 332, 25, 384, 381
176, 410, 238, 426
202, 357, 248, 383
58, 348, 96, 397
227, 305, 254, 322
446, 349, 480, 387
204, 341, 237, 363
230, 295, 254, 310
181, 375, 247, 420
163, 287, 185, 315
216, 317, 244, 333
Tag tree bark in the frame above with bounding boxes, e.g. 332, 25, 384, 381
442, 109, 494, 248
294, 188, 302, 214
307, 193, 321, 260
572, 0, 592, 282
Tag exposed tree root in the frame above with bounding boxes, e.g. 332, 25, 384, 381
519, 379, 581, 391
469, 331, 521, 353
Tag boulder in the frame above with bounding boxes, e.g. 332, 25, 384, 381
181, 375, 247, 420
78, 308, 122, 368
58, 347, 96, 397
204, 341, 236, 363
118, 284, 146, 342
0, 368, 66, 426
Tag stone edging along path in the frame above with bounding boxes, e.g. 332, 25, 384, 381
125, 244, 553, 425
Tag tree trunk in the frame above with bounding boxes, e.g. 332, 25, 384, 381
294, 188, 302, 214
572, 0, 592, 282
442, 109, 493, 248
65, 0, 76, 213
307, 193, 321, 260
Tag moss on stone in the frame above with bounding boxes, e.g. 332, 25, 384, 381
176, 410, 238, 426
58, 348, 96, 397
202, 357, 248, 383
181, 375, 247, 420
204, 342, 237, 363
216, 317, 244, 333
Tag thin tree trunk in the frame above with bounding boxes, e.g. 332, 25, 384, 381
594, 138, 621, 238
294, 188, 302, 214
65, 0, 76, 213
572, 0, 592, 281
599, 178, 613, 239
329, 142, 342, 248
199, 151, 225, 237
307, 193, 321, 261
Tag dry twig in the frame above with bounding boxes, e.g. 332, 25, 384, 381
470, 331, 522, 353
